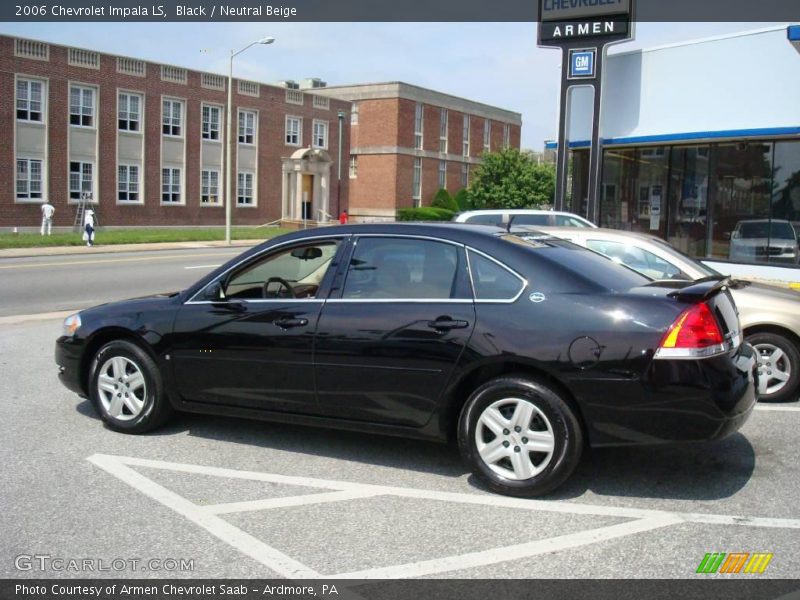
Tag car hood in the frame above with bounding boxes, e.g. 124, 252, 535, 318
79, 291, 181, 317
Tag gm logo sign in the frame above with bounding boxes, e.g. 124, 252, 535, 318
569, 49, 596, 79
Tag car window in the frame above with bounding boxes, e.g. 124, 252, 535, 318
586, 239, 689, 280
555, 215, 591, 227
465, 214, 504, 225
224, 240, 340, 300
342, 237, 459, 300
513, 214, 550, 226
468, 250, 524, 301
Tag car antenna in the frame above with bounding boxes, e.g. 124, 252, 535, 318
506, 214, 516, 233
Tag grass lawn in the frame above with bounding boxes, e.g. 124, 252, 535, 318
0, 227, 294, 249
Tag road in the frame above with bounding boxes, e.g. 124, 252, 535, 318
0, 247, 245, 317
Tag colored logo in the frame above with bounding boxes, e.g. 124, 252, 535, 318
696, 552, 773, 574
569, 49, 596, 79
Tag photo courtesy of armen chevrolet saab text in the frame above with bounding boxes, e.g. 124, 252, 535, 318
56, 223, 758, 497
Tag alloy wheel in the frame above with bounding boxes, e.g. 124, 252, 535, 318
97, 356, 147, 421
474, 397, 555, 481
754, 342, 792, 396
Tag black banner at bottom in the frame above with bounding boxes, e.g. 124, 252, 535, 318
3, 579, 800, 600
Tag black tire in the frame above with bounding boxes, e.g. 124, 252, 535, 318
88, 339, 173, 433
457, 374, 583, 497
747, 332, 800, 403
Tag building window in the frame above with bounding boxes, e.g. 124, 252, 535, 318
161, 167, 181, 203
503, 123, 510, 148
162, 99, 183, 136
118, 92, 141, 132
312, 120, 328, 149
238, 110, 255, 144
439, 108, 448, 154
438, 160, 447, 189
414, 103, 423, 150
461, 163, 470, 187
201, 170, 220, 204
237, 172, 254, 206
69, 161, 93, 200
117, 165, 140, 202
412, 157, 422, 204
202, 105, 221, 140
69, 85, 94, 127
483, 119, 491, 152
349, 155, 357, 179
16, 158, 43, 200
350, 102, 359, 125
16, 79, 43, 122
285, 116, 301, 146
463, 116, 470, 157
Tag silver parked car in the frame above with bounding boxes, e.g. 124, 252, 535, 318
531, 226, 800, 402
729, 219, 799, 264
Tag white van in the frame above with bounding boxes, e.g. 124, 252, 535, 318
452, 209, 597, 228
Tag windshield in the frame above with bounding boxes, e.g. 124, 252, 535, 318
736, 221, 796, 240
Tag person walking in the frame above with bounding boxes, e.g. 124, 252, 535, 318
83, 209, 96, 247
339, 209, 349, 225
40, 201, 55, 236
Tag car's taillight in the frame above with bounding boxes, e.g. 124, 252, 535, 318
655, 303, 727, 359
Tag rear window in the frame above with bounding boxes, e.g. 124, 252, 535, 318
509, 234, 650, 292
465, 214, 504, 225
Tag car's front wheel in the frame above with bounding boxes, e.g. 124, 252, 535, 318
748, 332, 800, 403
88, 339, 172, 433
457, 374, 583, 497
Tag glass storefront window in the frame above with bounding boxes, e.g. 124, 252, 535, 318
771, 141, 800, 235
710, 143, 773, 262
667, 145, 710, 257
566, 149, 590, 219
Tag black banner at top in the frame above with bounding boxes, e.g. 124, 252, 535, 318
0, 0, 798, 22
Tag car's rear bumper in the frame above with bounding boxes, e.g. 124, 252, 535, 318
572, 343, 758, 447
55, 335, 86, 397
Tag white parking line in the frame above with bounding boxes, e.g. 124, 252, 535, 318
87, 453, 800, 581
332, 516, 681, 579
755, 404, 800, 412
184, 264, 221, 270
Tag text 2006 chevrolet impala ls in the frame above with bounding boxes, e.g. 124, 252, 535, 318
56, 224, 757, 496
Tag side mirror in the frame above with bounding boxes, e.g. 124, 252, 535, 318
724, 232, 733, 240
203, 281, 225, 302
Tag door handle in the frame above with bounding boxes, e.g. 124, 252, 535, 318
274, 317, 309, 329
427, 318, 469, 331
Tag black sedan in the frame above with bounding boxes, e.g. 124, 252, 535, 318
56, 223, 757, 496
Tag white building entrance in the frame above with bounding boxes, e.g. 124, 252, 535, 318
281, 148, 332, 222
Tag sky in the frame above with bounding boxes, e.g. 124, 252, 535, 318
0, 21, 788, 149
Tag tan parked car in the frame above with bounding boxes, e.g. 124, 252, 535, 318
529, 226, 800, 403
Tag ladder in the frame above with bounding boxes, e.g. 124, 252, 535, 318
73, 193, 99, 232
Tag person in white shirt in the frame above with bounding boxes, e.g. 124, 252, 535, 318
82, 209, 96, 247
40, 201, 55, 236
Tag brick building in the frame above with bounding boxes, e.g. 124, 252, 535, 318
315, 82, 522, 221
2, 34, 351, 230
2, 35, 523, 229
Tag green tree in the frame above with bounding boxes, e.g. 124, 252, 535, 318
431, 188, 459, 212
468, 148, 556, 209
453, 188, 471, 212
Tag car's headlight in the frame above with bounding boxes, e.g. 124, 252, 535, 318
62, 313, 82, 336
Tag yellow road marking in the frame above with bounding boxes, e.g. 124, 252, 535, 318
0, 251, 240, 270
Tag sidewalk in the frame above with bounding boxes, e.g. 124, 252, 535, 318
0, 239, 263, 259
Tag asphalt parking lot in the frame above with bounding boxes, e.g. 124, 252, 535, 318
2, 316, 800, 580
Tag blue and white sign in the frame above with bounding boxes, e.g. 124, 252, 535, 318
569, 49, 596, 79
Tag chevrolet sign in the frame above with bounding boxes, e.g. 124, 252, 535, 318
540, 0, 630, 21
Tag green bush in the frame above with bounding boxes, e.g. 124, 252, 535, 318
396, 207, 455, 221
431, 188, 459, 212
453, 188, 471, 212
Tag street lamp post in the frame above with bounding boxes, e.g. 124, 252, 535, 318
225, 36, 275, 245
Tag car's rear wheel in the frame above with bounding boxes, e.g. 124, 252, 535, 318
88, 340, 172, 433
457, 375, 583, 497
748, 332, 800, 403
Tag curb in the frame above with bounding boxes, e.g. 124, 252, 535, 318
0, 239, 263, 260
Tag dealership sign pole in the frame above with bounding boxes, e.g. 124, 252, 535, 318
538, 0, 634, 223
